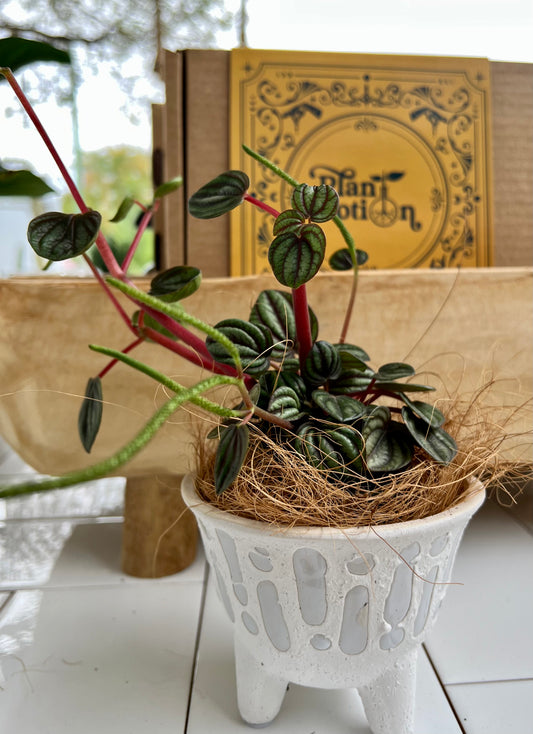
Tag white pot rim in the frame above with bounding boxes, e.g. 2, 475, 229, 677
181, 474, 485, 540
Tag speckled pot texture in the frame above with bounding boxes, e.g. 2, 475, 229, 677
182, 474, 484, 733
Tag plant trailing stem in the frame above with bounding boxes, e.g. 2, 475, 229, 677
121, 201, 159, 272
1, 68, 123, 280
0, 375, 243, 499
98, 337, 144, 380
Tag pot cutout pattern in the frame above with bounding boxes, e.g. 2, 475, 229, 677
182, 475, 484, 734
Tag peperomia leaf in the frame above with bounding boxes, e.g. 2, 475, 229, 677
149, 266, 201, 302
268, 224, 326, 288
78, 377, 103, 453
312, 391, 366, 423
214, 423, 249, 494
109, 196, 135, 223
154, 176, 183, 199
268, 386, 304, 421
376, 362, 416, 382
335, 343, 371, 363
400, 395, 445, 428
260, 370, 308, 404
206, 318, 273, 376
401, 408, 457, 464
272, 209, 305, 236
329, 247, 369, 270
188, 170, 249, 219
0, 168, 54, 198
372, 381, 435, 394
363, 407, 413, 472
250, 289, 318, 357
291, 183, 339, 223
302, 341, 342, 387
0, 37, 70, 73
329, 365, 375, 395
295, 423, 363, 474
27, 210, 102, 261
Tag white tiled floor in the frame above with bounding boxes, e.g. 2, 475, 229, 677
1, 490, 532, 733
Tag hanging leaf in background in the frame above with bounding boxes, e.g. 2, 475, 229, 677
188, 170, 249, 219
27, 210, 102, 260
0, 37, 70, 75
78, 377, 103, 453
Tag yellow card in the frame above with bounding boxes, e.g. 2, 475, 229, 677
230, 49, 492, 274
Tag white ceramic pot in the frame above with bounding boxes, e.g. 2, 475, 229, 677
182, 475, 484, 733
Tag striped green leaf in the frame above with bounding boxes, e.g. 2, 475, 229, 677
214, 424, 249, 494
188, 170, 249, 219
268, 224, 326, 288
27, 210, 101, 261
291, 183, 339, 223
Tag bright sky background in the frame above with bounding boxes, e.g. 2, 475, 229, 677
2, 0, 532, 186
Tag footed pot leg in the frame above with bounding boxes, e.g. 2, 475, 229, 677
358, 648, 418, 734
234, 637, 288, 727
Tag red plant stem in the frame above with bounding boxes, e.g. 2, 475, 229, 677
292, 285, 313, 368
121, 201, 159, 272
98, 338, 144, 379
2, 68, 123, 280
83, 255, 137, 332
244, 193, 280, 218
142, 327, 254, 387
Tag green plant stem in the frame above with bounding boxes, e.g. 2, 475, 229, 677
90, 344, 247, 419
243, 144, 299, 187
1, 67, 123, 280
98, 337, 144, 380
0, 375, 242, 499
107, 278, 244, 376
333, 217, 359, 344
142, 326, 249, 383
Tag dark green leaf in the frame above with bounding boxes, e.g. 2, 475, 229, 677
291, 183, 339, 223
260, 370, 308, 404
272, 208, 305, 236
78, 377, 103, 453
250, 289, 318, 358
109, 196, 135, 223
400, 395, 445, 428
303, 341, 342, 387
295, 423, 363, 473
214, 424, 250, 494
188, 170, 249, 219
268, 224, 326, 288
401, 408, 457, 464
0, 168, 53, 197
328, 248, 369, 270
329, 364, 375, 395
27, 210, 102, 261
363, 407, 413, 472
335, 343, 371, 363
268, 386, 303, 421
154, 176, 183, 199
312, 391, 366, 423
0, 38, 70, 74
376, 362, 416, 381
206, 318, 273, 376
373, 381, 435, 394
149, 266, 201, 302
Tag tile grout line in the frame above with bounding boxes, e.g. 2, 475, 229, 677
183, 559, 210, 734
422, 643, 467, 734
446, 676, 533, 687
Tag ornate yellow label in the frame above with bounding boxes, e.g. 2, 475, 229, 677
230, 49, 492, 273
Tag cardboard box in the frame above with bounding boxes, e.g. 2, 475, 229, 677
154, 50, 532, 276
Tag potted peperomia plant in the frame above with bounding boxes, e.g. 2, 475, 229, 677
0, 66, 509, 733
